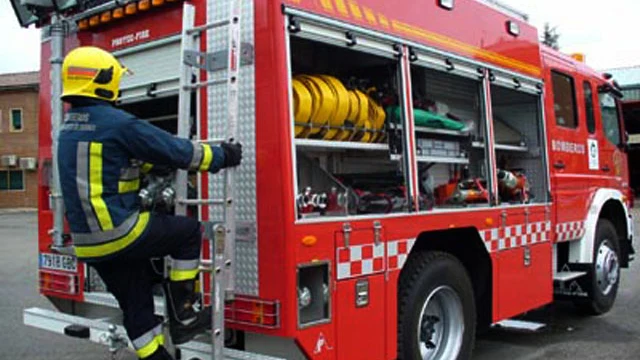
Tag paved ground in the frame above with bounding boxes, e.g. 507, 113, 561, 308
0, 210, 639, 359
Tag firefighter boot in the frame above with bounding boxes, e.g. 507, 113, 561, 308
163, 280, 212, 345
145, 346, 175, 360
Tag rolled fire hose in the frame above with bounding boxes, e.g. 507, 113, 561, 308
295, 75, 336, 135
318, 75, 350, 140
292, 75, 386, 143
368, 98, 386, 143
351, 89, 371, 142
335, 90, 361, 141
292, 78, 313, 137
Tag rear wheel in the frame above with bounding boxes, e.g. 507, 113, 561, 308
398, 251, 475, 360
575, 219, 621, 315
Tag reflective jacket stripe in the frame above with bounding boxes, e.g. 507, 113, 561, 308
132, 324, 163, 358
76, 142, 101, 232
118, 178, 140, 193
119, 166, 140, 180
73, 212, 150, 258
199, 144, 213, 171
89, 142, 114, 231
169, 258, 200, 281
141, 162, 154, 174
189, 142, 204, 170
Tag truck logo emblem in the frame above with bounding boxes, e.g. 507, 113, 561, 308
314, 332, 333, 354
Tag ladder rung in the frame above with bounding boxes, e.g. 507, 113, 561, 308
199, 260, 221, 273
184, 79, 226, 90
186, 20, 230, 35
178, 198, 226, 205
195, 138, 225, 144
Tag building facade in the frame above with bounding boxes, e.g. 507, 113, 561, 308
0, 72, 39, 208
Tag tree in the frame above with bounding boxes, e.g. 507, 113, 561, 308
542, 23, 560, 50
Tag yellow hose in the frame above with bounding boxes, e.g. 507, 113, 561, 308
292, 78, 313, 137
295, 75, 336, 135
317, 75, 350, 140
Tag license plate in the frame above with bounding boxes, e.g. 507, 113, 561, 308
39, 253, 78, 272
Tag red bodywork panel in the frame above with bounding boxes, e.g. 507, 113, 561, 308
34, 1, 627, 359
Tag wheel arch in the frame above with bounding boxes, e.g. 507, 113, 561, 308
569, 188, 632, 266
399, 227, 493, 331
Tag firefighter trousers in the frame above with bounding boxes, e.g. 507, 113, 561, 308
90, 214, 202, 358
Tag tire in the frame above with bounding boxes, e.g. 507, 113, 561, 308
398, 251, 476, 360
575, 219, 621, 315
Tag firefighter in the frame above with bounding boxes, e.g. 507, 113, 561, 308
57, 46, 242, 360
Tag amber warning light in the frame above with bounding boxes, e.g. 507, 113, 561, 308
77, 0, 183, 30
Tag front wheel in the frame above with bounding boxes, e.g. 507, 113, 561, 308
575, 219, 621, 315
398, 251, 476, 360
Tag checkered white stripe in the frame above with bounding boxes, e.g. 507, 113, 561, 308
480, 221, 552, 252
387, 239, 416, 271
336, 222, 554, 279
336, 242, 385, 280
555, 221, 586, 242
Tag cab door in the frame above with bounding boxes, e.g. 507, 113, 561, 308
594, 86, 628, 191
545, 66, 592, 239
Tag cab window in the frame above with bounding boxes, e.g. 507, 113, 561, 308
583, 81, 596, 134
551, 71, 578, 128
599, 92, 621, 145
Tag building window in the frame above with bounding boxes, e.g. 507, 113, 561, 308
10, 108, 23, 132
584, 81, 596, 134
0, 170, 24, 191
551, 71, 578, 128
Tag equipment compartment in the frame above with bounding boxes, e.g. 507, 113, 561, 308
289, 37, 410, 219
409, 65, 490, 210
489, 85, 548, 205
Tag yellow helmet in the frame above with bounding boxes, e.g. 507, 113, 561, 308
61, 46, 128, 102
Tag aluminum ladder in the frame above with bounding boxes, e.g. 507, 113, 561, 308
174, 1, 243, 358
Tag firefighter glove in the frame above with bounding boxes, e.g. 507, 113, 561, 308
221, 142, 242, 168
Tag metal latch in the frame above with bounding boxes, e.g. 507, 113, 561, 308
524, 207, 530, 226
185, 43, 255, 72
373, 221, 382, 246
343, 223, 352, 248
355, 279, 369, 308
501, 211, 507, 228
524, 247, 531, 267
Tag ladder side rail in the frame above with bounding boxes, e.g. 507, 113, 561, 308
175, 3, 198, 216
223, 0, 244, 298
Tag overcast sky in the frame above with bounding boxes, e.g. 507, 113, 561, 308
1, 0, 639, 74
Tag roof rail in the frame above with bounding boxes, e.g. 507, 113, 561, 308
475, 0, 529, 22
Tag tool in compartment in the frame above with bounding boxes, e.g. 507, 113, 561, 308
450, 178, 489, 205
497, 169, 530, 203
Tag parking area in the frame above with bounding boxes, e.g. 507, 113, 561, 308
1, 210, 638, 359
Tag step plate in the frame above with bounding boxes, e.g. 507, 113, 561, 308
553, 271, 587, 282
494, 319, 546, 332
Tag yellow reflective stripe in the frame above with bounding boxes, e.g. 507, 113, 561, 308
74, 212, 150, 258
154, 334, 165, 346
199, 144, 213, 171
170, 268, 200, 281
136, 336, 160, 359
118, 179, 140, 193
89, 142, 114, 231
141, 163, 154, 174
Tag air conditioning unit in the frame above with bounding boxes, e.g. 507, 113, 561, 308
1, 155, 18, 167
19, 157, 37, 171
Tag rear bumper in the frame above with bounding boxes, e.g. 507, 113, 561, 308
23, 307, 285, 360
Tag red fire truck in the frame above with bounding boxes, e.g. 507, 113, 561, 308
13, 0, 634, 359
